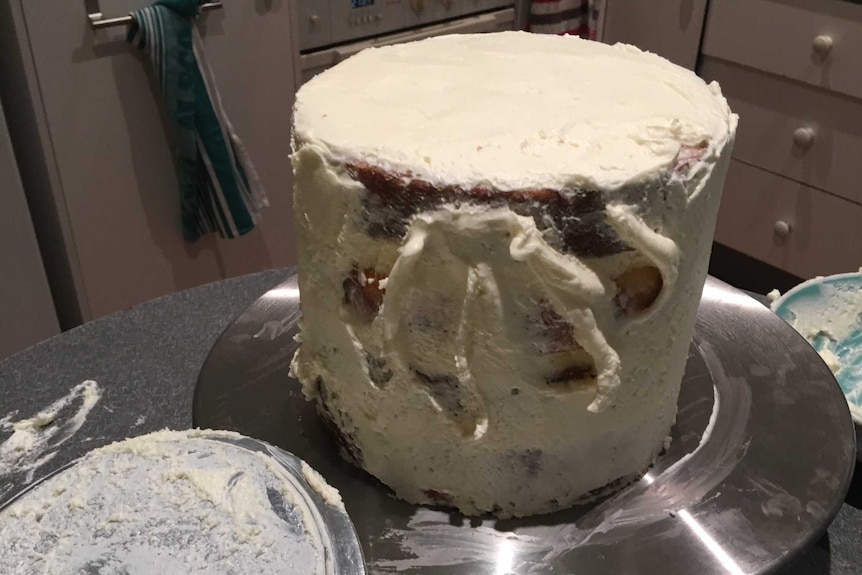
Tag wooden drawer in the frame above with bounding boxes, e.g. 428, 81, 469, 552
715, 160, 862, 279
701, 57, 862, 205
702, 0, 862, 101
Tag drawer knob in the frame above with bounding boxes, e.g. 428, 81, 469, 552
774, 220, 792, 239
792, 127, 815, 149
812, 35, 833, 57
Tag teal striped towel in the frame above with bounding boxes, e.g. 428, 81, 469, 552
127, 0, 267, 242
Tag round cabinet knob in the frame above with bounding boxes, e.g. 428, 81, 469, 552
812, 35, 833, 57
774, 220, 792, 239
309, 14, 320, 28
792, 127, 816, 150
375, 13, 383, 21
411, 0, 426, 13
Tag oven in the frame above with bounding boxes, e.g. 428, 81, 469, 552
296, 0, 526, 84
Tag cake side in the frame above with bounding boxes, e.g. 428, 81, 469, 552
289, 139, 733, 517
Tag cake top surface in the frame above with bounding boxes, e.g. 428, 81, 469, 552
293, 31, 736, 191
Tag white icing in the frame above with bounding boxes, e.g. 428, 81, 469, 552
0, 380, 101, 492
767, 288, 782, 310
290, 33, 736, 517
301, 461, 345, 511
380, 206, 622, 414
294, 32, 735, 191
0, 430, 334, 575
781, 279, 862, 423
789, 283, 862, 342
818, 348, 842, 374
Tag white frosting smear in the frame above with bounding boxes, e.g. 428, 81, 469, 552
0, 380, 101, 494
301, 460, 345, 511
789, 283, 862, 343
294, 31, 735, 191
818, 348, 842, 373
380, 206, 622, 414
766, 289, 782, 310
782, 280, 862, 423
0, 430, 332, 575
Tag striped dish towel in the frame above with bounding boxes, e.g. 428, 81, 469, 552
127, 0, 267, 242
529, 0, 603, 39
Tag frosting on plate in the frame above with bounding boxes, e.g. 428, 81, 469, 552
0, 430, 344, 575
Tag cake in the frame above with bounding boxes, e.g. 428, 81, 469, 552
289, 31, 737, 518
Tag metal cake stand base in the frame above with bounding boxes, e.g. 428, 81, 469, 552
194, 275, 855, 575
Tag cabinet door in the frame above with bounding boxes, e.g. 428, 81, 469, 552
0, 96, 59, 358
715, 159, 862, 278
17, 0, 299, 320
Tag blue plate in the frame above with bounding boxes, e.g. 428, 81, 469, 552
773, 272, 862, 430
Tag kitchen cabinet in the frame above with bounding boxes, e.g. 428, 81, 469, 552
701, 0, 862, 278
0, 95, 60, 359
0, 0, 300, 327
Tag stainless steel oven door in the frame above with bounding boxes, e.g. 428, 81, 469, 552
298, 7, 516, 85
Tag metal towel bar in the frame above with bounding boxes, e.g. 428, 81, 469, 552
87, 1, 222, 29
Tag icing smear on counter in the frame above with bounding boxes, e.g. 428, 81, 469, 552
0, 380, 101, 491
0, 430, 342, 575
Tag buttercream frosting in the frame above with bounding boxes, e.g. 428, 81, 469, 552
294, 31, 734, 191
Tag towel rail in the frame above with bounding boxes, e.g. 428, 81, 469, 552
87, 1, 223, 29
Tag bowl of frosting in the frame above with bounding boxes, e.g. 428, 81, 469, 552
771, 272, 862, 456
0, 430, 364, 575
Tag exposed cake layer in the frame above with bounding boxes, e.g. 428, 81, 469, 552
290, 32, 737, 517
293, 32, 734, 192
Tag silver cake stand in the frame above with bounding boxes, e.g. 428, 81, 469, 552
193, 275, 856, 575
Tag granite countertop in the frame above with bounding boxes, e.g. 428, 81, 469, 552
0, 268, 290, 493
0, 267, 860, 574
